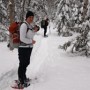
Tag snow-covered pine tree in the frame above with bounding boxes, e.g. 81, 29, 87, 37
58, 0, 90, 56
55, 0, 84, 36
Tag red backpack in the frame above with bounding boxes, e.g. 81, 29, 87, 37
8, 22, 39, 50
9, 22, 21, 43
8, 22, 23, 50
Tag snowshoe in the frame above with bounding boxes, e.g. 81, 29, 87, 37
11, 82, 24, 89
14, 79, 30, 88
15, 78, 30, 84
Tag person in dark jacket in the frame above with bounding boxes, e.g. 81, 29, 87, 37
43, 18, 49, 37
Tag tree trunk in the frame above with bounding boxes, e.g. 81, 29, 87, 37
82, 0, 88, 21
27, 0, 31, 6
42, 0, 47, 15
20, 0, 26, 22
8, 0, 15, 24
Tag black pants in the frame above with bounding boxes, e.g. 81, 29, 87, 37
18, 47, 33, 84
44, 27, 47, 36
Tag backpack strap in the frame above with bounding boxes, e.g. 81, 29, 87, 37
22, 22, 33, 33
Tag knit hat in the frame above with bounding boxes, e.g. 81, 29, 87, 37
26, 11, 34, 19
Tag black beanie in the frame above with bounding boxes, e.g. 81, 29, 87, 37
26, 11, 34, 19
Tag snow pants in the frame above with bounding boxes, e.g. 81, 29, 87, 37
44, 27, 47, 36
18, 47, 33, 84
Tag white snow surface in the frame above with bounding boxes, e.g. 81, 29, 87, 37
0, 23, 90, 90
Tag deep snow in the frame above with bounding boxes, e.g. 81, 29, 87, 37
0, 23, 90, 90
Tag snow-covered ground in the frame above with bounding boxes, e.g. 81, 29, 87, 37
0, 23, 90, 90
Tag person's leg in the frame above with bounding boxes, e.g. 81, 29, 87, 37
23, 48, 33, 81
18, 47, 33, 84
44, 27, 47, 36
18, 63, 25, 84
18, 48, 26, 84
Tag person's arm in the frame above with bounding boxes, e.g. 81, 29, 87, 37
20, 23, 33, 44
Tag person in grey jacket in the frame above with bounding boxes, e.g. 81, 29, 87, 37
17, 11, 39, 89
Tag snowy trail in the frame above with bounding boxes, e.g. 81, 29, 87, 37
28, 37, 49, 78
26, 31, 90, 90
0, 24, 90, 90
